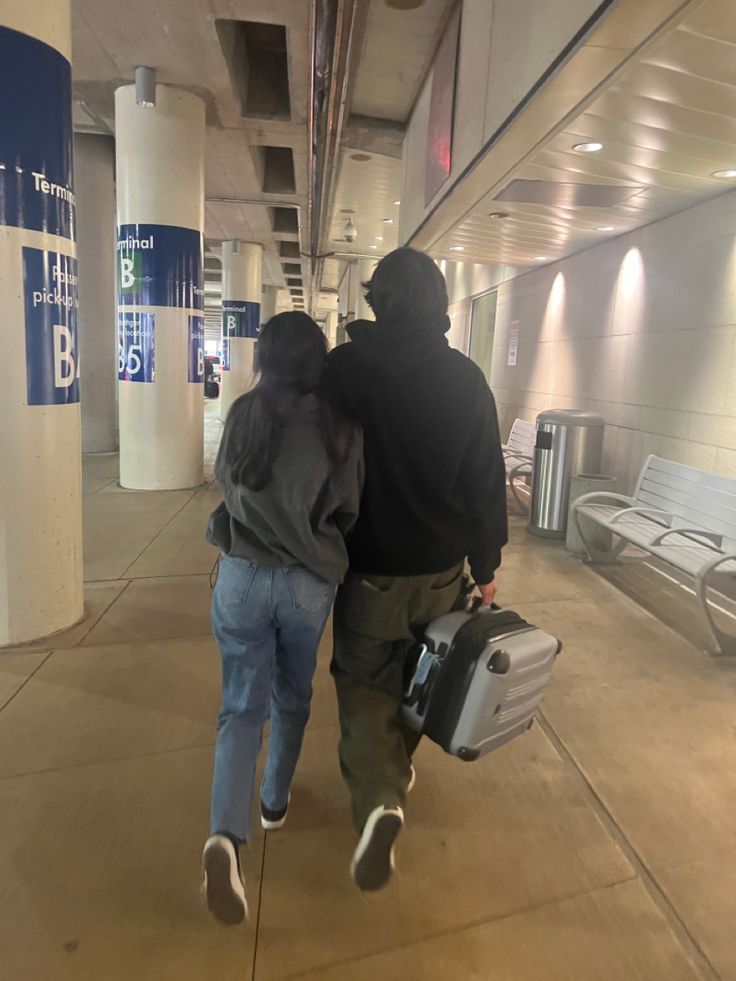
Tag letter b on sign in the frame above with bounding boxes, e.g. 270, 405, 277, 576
54, 325, 77, 388
120, 257, 135, 289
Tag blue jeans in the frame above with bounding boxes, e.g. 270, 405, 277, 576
210, 555, 334, 843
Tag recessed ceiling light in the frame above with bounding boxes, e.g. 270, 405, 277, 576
488, 211, 509, 219
596, 225, 615, 232
450, 246, 465, 252
393, 199, 401, 206
369, 244, 378, 250
712, 169, 736, 179
383, 218, 394, 224
375, 236, 384, 241
534, 256, 548, 262
572, 141, 603, 153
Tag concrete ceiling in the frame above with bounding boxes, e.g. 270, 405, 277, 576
351, 0, 453, 122
71, 0, 459, 313
321, 0, 455, 271
71, 0, 311, 316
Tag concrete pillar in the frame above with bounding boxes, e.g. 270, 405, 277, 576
114, 84, 205, 489
326, 310, 339, 347
261, 284, 278, 326
74, 134, 117, 452
0, 1, 83, 645
356, 259, 378, 320
220, 241, 262, 421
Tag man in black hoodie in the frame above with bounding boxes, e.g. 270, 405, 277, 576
323, 247, 508, 891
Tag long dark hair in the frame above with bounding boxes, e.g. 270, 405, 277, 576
224, 312, 350, 491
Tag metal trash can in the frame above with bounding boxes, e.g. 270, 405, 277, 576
566, 473, 617, 555
529, 410, 605, 539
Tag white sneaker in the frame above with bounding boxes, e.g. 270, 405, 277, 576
351, 805, 404, 892
260, 793, 290, 831
202, 835, 248, 925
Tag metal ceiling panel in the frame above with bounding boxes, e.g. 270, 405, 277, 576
419, 0, 736, 272
328, 150, 402, 257
494, 179, 646, 207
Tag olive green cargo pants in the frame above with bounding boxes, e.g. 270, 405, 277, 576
331, 565, 463, 831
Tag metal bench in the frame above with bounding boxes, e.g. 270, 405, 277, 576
573, 455, 736, 655
503, 418, 536, 514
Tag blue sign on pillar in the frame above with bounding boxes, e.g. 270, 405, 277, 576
222, 300, 260, 339
221, 339, 231, 372
188, 315, 204, 383
0, 27, 75, 238
118, 313, 155, 382
23, 248, 79, 405
117, 224, 204, 309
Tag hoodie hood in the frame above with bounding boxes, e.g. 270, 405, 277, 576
346, 314, 451, 375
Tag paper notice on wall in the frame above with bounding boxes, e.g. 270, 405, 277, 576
507, 321, 519, 366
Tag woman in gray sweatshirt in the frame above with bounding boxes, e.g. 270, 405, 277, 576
202, 312, 363, 925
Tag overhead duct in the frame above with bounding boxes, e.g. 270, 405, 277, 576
308, 0, 369, 290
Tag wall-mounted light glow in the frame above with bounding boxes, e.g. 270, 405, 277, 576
450, 246, 464, 252
572, 141, 603, 153
383, 218, 394, 224
597, 225, 615, 232
375, 236, 384, 241
369, 244, 378, 249
135, 66, 156, 108
393, 199, 401, 205
712, 169, 736, 179
534, 256, 548, 262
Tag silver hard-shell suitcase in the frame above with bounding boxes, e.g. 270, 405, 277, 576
403, 602, 561, 760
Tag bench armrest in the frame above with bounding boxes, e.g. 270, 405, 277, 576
572, 492, 636, 511
509, 460, 532, 478
652, 528, 724, 549
609, 507, 673, 526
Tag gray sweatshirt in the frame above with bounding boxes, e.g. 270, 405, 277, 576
208, 396, 364, 585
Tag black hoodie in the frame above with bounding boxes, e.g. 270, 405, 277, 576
322, 314, 508, 583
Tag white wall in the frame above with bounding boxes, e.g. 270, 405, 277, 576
401, 0, 602, 241
450, 189, 736, 492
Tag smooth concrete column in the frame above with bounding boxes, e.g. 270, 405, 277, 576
326, 310, 339, 346
261, 284, 278, 326
0, 0, 83, 645
356, 259, 378, 320
74, 134, 117, 452
115, 84, 205, 489
220, 241, 262, 421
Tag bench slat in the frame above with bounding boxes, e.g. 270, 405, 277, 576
638, 481, 736, 547
647, 455, 736, 498
576, 504, 736, 576
640, 468, 736, 516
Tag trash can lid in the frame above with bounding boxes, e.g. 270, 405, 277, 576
536, 409, 605, 427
